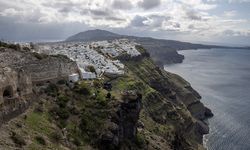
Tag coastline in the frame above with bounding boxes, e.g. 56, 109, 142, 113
164, 50, 214, 149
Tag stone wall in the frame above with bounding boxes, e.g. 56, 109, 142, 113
22, 57, 78, 82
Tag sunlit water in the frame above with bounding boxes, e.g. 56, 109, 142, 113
164, 49, 250, 150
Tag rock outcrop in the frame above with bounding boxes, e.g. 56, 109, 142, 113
0, 45, 79, 127
0, 66, 32, 126
100, 91, 142, 149
0, 47, 78, 83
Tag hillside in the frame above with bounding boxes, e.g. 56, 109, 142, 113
0, 41, 212, 149
65, 29, 223, 66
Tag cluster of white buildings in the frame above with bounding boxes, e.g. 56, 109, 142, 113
37, 39, 141, 80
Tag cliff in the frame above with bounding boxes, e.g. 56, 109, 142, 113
0, 42, 212, 150
0, 42, 79, 128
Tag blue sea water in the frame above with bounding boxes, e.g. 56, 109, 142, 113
164, 48, 250, 150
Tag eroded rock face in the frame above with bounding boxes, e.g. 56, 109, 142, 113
0, 66, 32, 126
119, 96, 142, 141
100, 92, 142, 149
0, 48, 78, 83
0, 47, 78, 126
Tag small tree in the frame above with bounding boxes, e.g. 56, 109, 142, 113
93, 80, 102, 89
77, 82, 91, 95
87, 65, 96, 73
106, 92, 111, 99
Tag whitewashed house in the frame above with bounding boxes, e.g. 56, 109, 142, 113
68, 73, 80, 83
80, 68, 96, 79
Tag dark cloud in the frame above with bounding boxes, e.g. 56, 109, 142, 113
147, 15, 171, 27
130, 15, 148, 27
222, 29, 242, 36
0, 16, 89, 42
188, 24, 195, 29
138, 0, 161, 10
42, 1, 80, 15
185, 9, 202, 20
112, 0, 133, 10
84, 8, 125, 22
130, 14, 171, 29
173, 22, 180, 28
89, 9, 111, 17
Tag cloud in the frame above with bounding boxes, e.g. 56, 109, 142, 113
112, 0, 133, 10
185, 9, 203, 20
223, 10, 237, 17
0, 0, 249, 45
222, 29, 250, 36
130, 15, 148, 27
137, 0, 161, 10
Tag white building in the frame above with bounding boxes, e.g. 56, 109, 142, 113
68, 73, 80, 83
80, 68, 96, 79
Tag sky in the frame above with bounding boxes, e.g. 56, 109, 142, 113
0, 0, 249, 46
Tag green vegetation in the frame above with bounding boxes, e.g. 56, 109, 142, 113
0, 41, 21, 51
74, 82, 91, 95
45, 83, 58, 97
57, 79, 67, 85
35, 136, 46, 145
135, 132, 147, 148
25, 112, 53, 136
49, 130, 62, 143
33, 52, 48, 60
86, 65, 96, 73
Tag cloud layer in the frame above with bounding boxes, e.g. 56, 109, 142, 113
0, 0, 249, 45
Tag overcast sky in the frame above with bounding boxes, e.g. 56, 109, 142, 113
0, 0, 249, 46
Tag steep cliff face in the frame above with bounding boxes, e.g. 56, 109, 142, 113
0, 43, 212, 150
118, 47, 213, 149
0, 45, 79, 128
0, 66, 32, 127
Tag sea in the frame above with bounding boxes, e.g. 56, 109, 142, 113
164, 48, 250, 150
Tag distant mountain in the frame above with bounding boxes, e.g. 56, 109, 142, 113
66, 29, 124, 42
65, 29, 225, 66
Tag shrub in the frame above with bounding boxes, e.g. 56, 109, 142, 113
96, 91, 107, 106
73, 137, 81, 146
57, 79, 67, 85
45, 83, 58, 96
34, 104, 44, 113
57, 95, 69, 108
50, 131, 62, 143
33, 52, 48, 60
10, 132, 26, 147
135, 133, 146, 148
76, 82, 91, 95
93, 80, 102, 89
58, 119, 67, 129
22, 46, 30, 51
35, 136, 46, 145
106, 92, 111, 99
86, 65, 96, 73
8, 43, 21, 51
57, 108, 70, 120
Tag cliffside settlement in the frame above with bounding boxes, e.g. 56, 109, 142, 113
0, 40, 212, 150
